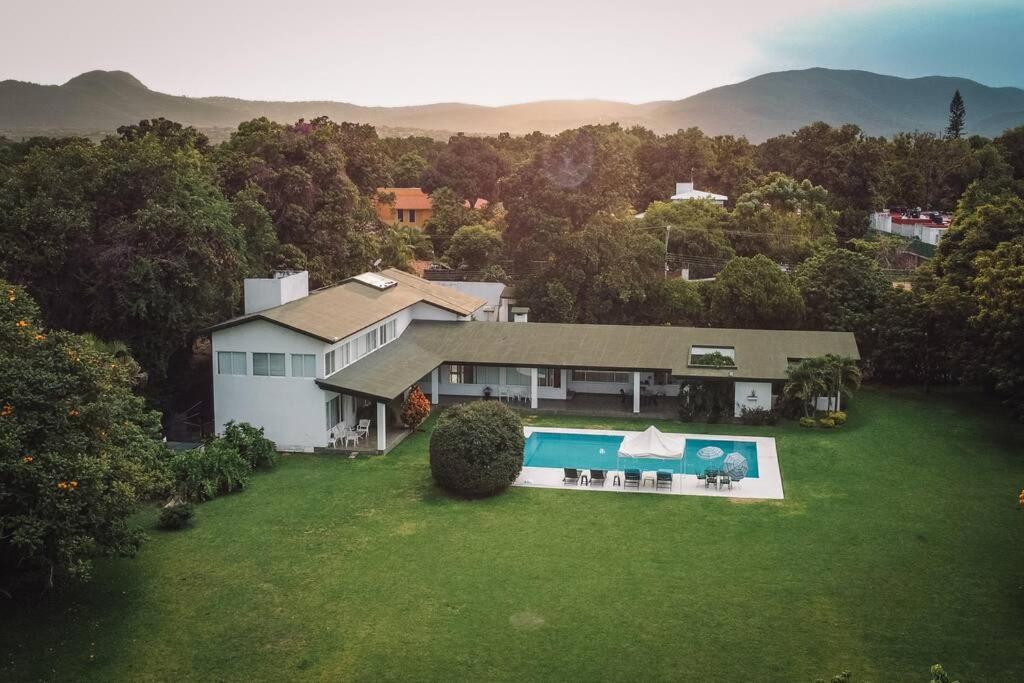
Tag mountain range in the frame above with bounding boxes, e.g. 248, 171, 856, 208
2, 68, 1024, 141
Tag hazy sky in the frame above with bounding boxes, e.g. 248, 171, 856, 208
1, 0, 1020, 106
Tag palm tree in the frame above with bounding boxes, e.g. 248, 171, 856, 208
784, 357, 829, 417
822, 354, 862, 411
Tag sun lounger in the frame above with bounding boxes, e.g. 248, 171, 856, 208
562, 468, 581, 485
589, 469, 607, 486
656, 470, 672, 489
623, 468, 641, 489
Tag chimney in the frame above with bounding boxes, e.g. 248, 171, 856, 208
675, 182, 694, 195
244, 270, 309, 314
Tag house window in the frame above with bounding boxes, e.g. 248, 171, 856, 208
341, 342, 351, 367
537, 368, 561, 388
217, 351, 246, 375
408, 209, 416, 223
379, 319, 397, 345
362, 329, 378, 356
292, 354, 316, 378
325, 349, 337, 375
449, 364, 475, 384
505, 368, 530, 386
325, 396, 341, 430
570, 369, 631, 383
475, 366, 500, 385
397, 209, 405, 222
253, 353, 286, 377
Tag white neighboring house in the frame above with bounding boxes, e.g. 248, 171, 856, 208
670, 182, 728, 206
209, 268, 859, 453
431, 281, 525, 322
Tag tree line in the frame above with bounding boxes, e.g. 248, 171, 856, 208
2, 116, 1024, 416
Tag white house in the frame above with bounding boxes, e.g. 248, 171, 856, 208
209, 269, 858, 453
670, 182, 728, 206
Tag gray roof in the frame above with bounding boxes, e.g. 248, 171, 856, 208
317, 320, 859, 401
209, 269, 486, 342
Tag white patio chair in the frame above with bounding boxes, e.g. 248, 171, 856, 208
355, 419, 371, 442
340, 427, 358, 448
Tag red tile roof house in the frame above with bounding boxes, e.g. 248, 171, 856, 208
374, 188, 433, 228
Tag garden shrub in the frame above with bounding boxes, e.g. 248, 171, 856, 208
157, 499, 194, 530
429, 401, 524, 497
677, 380, 733, 422
827, 410, 848, 425
170, 439, 250, 501
819, 417, 837, 428
222, 420, 277, 469
739, 406, 779, 425
799, 417, 817, 428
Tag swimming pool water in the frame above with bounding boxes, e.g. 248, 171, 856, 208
524, 431, 760, 478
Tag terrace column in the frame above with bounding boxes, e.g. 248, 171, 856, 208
430, 367, 439, 405
633, 371, 641, 414
530, 368, 538, 409
376, 401, 387, 453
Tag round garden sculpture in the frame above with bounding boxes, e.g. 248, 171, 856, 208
723, 452, 749, 480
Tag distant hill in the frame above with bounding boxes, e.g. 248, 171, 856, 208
2, 68, 1024, 142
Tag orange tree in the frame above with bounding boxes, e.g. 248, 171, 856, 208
0, 283, 168, 593
401, 385, 431, 431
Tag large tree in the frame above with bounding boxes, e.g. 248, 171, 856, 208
946, 90, 966, 139
970, 239, 1024, 416
794, 247, 892, 348
706, 255, 805, 329
422, 134, 509, 204
0, 129, 254, 378
215, 117, 380, 286
0, 283, 168, 592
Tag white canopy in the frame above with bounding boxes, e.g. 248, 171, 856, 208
617, 426, 685, 460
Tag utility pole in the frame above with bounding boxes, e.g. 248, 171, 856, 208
664, 225, 671, 278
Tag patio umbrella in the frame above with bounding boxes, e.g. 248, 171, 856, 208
723, 452, 749, 481
616, 426, 685, 486
694, 445, 725, 477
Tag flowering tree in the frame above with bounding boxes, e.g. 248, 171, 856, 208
0, 283, 168, 593
401, 385, 431, 431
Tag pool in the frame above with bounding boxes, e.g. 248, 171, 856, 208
523, 430, 760, 478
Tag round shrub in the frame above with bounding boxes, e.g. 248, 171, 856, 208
157, 499, 194, 530
170, 439, 250, 501
222, 420, 277, 469
429, 401, 524, 497
827, 410, 848, 425
799, 416, 817, 428
818, 417, 837, 428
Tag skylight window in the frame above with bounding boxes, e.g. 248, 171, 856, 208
689, 346, 736, 368
353, 273, 398, 290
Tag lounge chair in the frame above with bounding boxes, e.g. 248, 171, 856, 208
624, 468, 641, 489
696, 472, 707, 487
719, 474, 732, 490
562, 468, 581, 485
705, 471, 718, 489
589, 469, 607, 487
656, 470, 673, 490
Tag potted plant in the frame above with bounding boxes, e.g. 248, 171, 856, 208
483, 386, 492, 399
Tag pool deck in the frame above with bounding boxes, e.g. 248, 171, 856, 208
515, 427, 784, 500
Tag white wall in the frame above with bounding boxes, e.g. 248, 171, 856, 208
243, 271, 309, 314
212, 319, 330, 451
734, 381, 772, 418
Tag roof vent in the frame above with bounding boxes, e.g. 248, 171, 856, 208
353, 272, 398, 290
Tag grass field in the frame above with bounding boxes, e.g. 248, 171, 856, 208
2, 388, 1023, 681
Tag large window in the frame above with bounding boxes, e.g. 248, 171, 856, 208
325, 349, 336, 375
217, 351, 246, 375
341, 342, 351, 367
571, 369, 631, 383
448, 364, 475, 384
253, 352, 286, 377
292, 354, 316, 378
379, 319, 397, 346
359, 329, 378, 357
475, 366, 500, 385
505, 368, 530, 386
408, 209, 416, 223
397, 208, 405, 222
325, 396, 341, 430
537, 368, 561, 388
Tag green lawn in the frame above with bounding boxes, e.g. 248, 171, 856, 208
3, 388, 1023, 681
